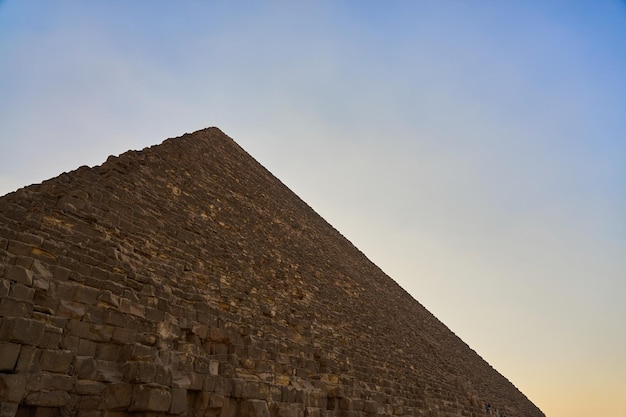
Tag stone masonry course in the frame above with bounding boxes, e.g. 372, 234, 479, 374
0, 127, 545, 417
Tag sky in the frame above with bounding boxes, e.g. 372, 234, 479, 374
1, 1, 625, 416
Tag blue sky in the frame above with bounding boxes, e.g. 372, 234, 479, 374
1, 2, 625, 416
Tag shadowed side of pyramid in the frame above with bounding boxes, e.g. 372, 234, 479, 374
0, 127, 544, 417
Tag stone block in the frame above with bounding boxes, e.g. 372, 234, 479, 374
57, 300, 87, 319
78, 339, 97, 356
53, 266, 71, 282
95, 343, 122, 361
0, 402, 18, 417
120, 343, 158, 362
6, 241, 31, 257
304, 407, 321, 417
209, 394, 226, 408
67, 320, 113, 342
194, 356, 214, 375
276, 402, 301, 417
171, 372, 190, 390
15, 232, 44, 246
32, 276, 50, 291
76, 357, 122, 382
38, 328, 63, 350
169, 388, 188, 414
209, 360, 220, 376
111, 327, 136, 344
105, 310, 142, 331
242, 380, 261, 399
24, 391, 71, 407
191, 323, 208, 339
77, 396, 103, 410
75, 380, 106, 396
276, 375, 290, 386
39, 349, 74, 373
135, 333, 157, 346
270, 386, 283, 402
31, 259, 53, 280
154, 364, 172, 386
14, 345, 41, 372
61, 335, 80, 353
363, 400, 378, 413
76, 410, 102, 417
123, 361, 157, 384
9, 283, 35, 301
0, 374, 27, 403
129, 384, 172, 412
241, 399, 271, 417
0, 297, 33, 318
0, 317, 45, 345
27, 372, 74, 392
97, 290, 120, 309
104, 383, 133, 410
187, 373, 205, 391
0, 279, 10, 298
13, 257, 33, 270
0, 342, 21, 371
5, 265, 33, 286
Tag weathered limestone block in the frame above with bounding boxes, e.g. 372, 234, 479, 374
0, 279, 9, 298
52, 266, 71, 282
241, 399, 271, 417
77, 339, 97, 357
209, 359, 220, 376
207, 375, 233, 397
5, 265, 33, 286
7, 240, 32, 256
104, 383, 133, 410
66, 319, 113, 343
111, 327, 136, 344
122, 361, 157, 384
27, 372, 74, 392
363, 400, 379, 413
39, 325, 64, 350
0, 402, 18, 417
169, 388, 188, 414
96, 344, 123, 361
304, 407, 321, 417
56, 282, 100, 305
14, 346, 40, 372
276, 402, 303, 417
0, 374, 27, 403
188, 373, 205, 391
77, 395, 103, 411
75, 357, 122, 382
241, 380, 263, 400
120, 343, 158, 362
0, 317, 45, 345
276, 375, 291, 386
0, 342, 21, 371
75, 380, 107, 396
39, 349, 74, 373
8, 283, 35, 301
57, 300, 87, 320
23, 391, 71, 407
193, 356, 212, 374
129, 384, 172, 412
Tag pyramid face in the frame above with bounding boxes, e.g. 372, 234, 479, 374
0, 128, 544, 417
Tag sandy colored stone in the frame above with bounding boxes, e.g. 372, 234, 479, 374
0, 128, 545, 417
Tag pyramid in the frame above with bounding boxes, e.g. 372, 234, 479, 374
0, 128, 544, 417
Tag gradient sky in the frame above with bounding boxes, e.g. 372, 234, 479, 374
1, 2, 625, 416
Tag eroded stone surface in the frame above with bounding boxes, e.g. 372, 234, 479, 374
0, 127, 545, 417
